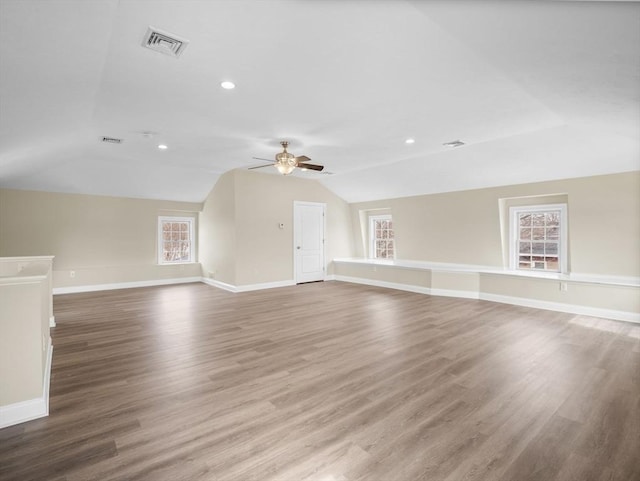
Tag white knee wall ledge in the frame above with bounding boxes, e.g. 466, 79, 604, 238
332, 258, 640, 324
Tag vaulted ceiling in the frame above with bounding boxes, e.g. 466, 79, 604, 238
1, 0, 638, 203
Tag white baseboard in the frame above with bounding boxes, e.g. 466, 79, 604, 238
49, 275, 638, 324
0, 338, 53, 429
53, 276, 296, 296
331, 276, 639, 324
53, 277, 202, 295
430, 288, 480, 300
333, 275, 431, 295
201, 278, 296, 293
201, 277, 237, 292
236, 280, 296, 292
479, 293, 640, 324
0, 398, 47, 429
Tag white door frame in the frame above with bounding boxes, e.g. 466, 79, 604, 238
293, 201, 327, 284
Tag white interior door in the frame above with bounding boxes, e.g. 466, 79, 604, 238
294, 201, 326, 284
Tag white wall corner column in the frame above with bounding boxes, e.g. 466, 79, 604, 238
0, 256, 55, 428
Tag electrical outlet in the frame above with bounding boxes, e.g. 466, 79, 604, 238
560, 282, 568, 292
70, 270, 75, 278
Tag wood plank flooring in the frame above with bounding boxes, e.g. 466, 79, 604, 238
1, 281, 639, 481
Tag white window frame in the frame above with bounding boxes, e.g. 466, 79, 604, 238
369, 214, 395, 259
157, 216, 195, 265
509, 204, 567, 273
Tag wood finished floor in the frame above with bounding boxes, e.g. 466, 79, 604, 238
1, 281, 639, 481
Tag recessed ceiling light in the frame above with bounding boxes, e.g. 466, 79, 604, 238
405, 138, 415, 144
158, 144, 168, 150
443, 140, 465, 148
221, 81, 235, 90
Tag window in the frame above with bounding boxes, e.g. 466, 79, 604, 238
510, 204, 567, 273
370, 214, 395, 259
158, 216, 195, 264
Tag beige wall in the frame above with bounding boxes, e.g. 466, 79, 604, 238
339, 172, 639, 319
1, 171, 636, 317
199, 171, 237, 285
0, 281, 44, 405
200, 170, 354, 287
335, 262, 431, 289
0, 189, 202, 288
480, 274, 640, 314
350, 172, 640, 277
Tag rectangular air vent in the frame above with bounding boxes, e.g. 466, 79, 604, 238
102, 137, 123, 144
142, 26, 189, 58
443, 140, 465, 148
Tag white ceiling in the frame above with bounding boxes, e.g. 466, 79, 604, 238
1, 0, 638, 203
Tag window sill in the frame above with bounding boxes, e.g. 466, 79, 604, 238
158, 262, 198, 266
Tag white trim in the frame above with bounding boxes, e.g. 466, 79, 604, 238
369, 213, 394, 259
429, 288, 480, 300
509, 203, 567, 273
201, 278, 296, 293
333, 257, 497, 274
0, 398, 47, 429
566, 272, 640, 288
53, 277, 201, 295
236, 280, 296, 292
332, 258, 640, 288
49, 316, 56, 328
157, 216, 196, 265
52, 277, 298, 296
333, 275, 430, 295
0, 275, 48, 286
0, 255, 55, 262
43, 337, 53, 416
0, 338, 52, 428
479, 293, 640, 324
201, 277, 237, 293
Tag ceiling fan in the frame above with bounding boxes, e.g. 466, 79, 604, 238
250, 141, 324, 175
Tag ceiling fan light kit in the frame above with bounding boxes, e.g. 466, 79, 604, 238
275, 159, 296, 175
250, 141, 325, 175
274, 142, 297, 175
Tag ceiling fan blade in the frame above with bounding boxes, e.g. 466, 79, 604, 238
297, 162, 324, 172
248, 164, 273, 170
294, 155, 311, 163
252, 157, 275, 163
